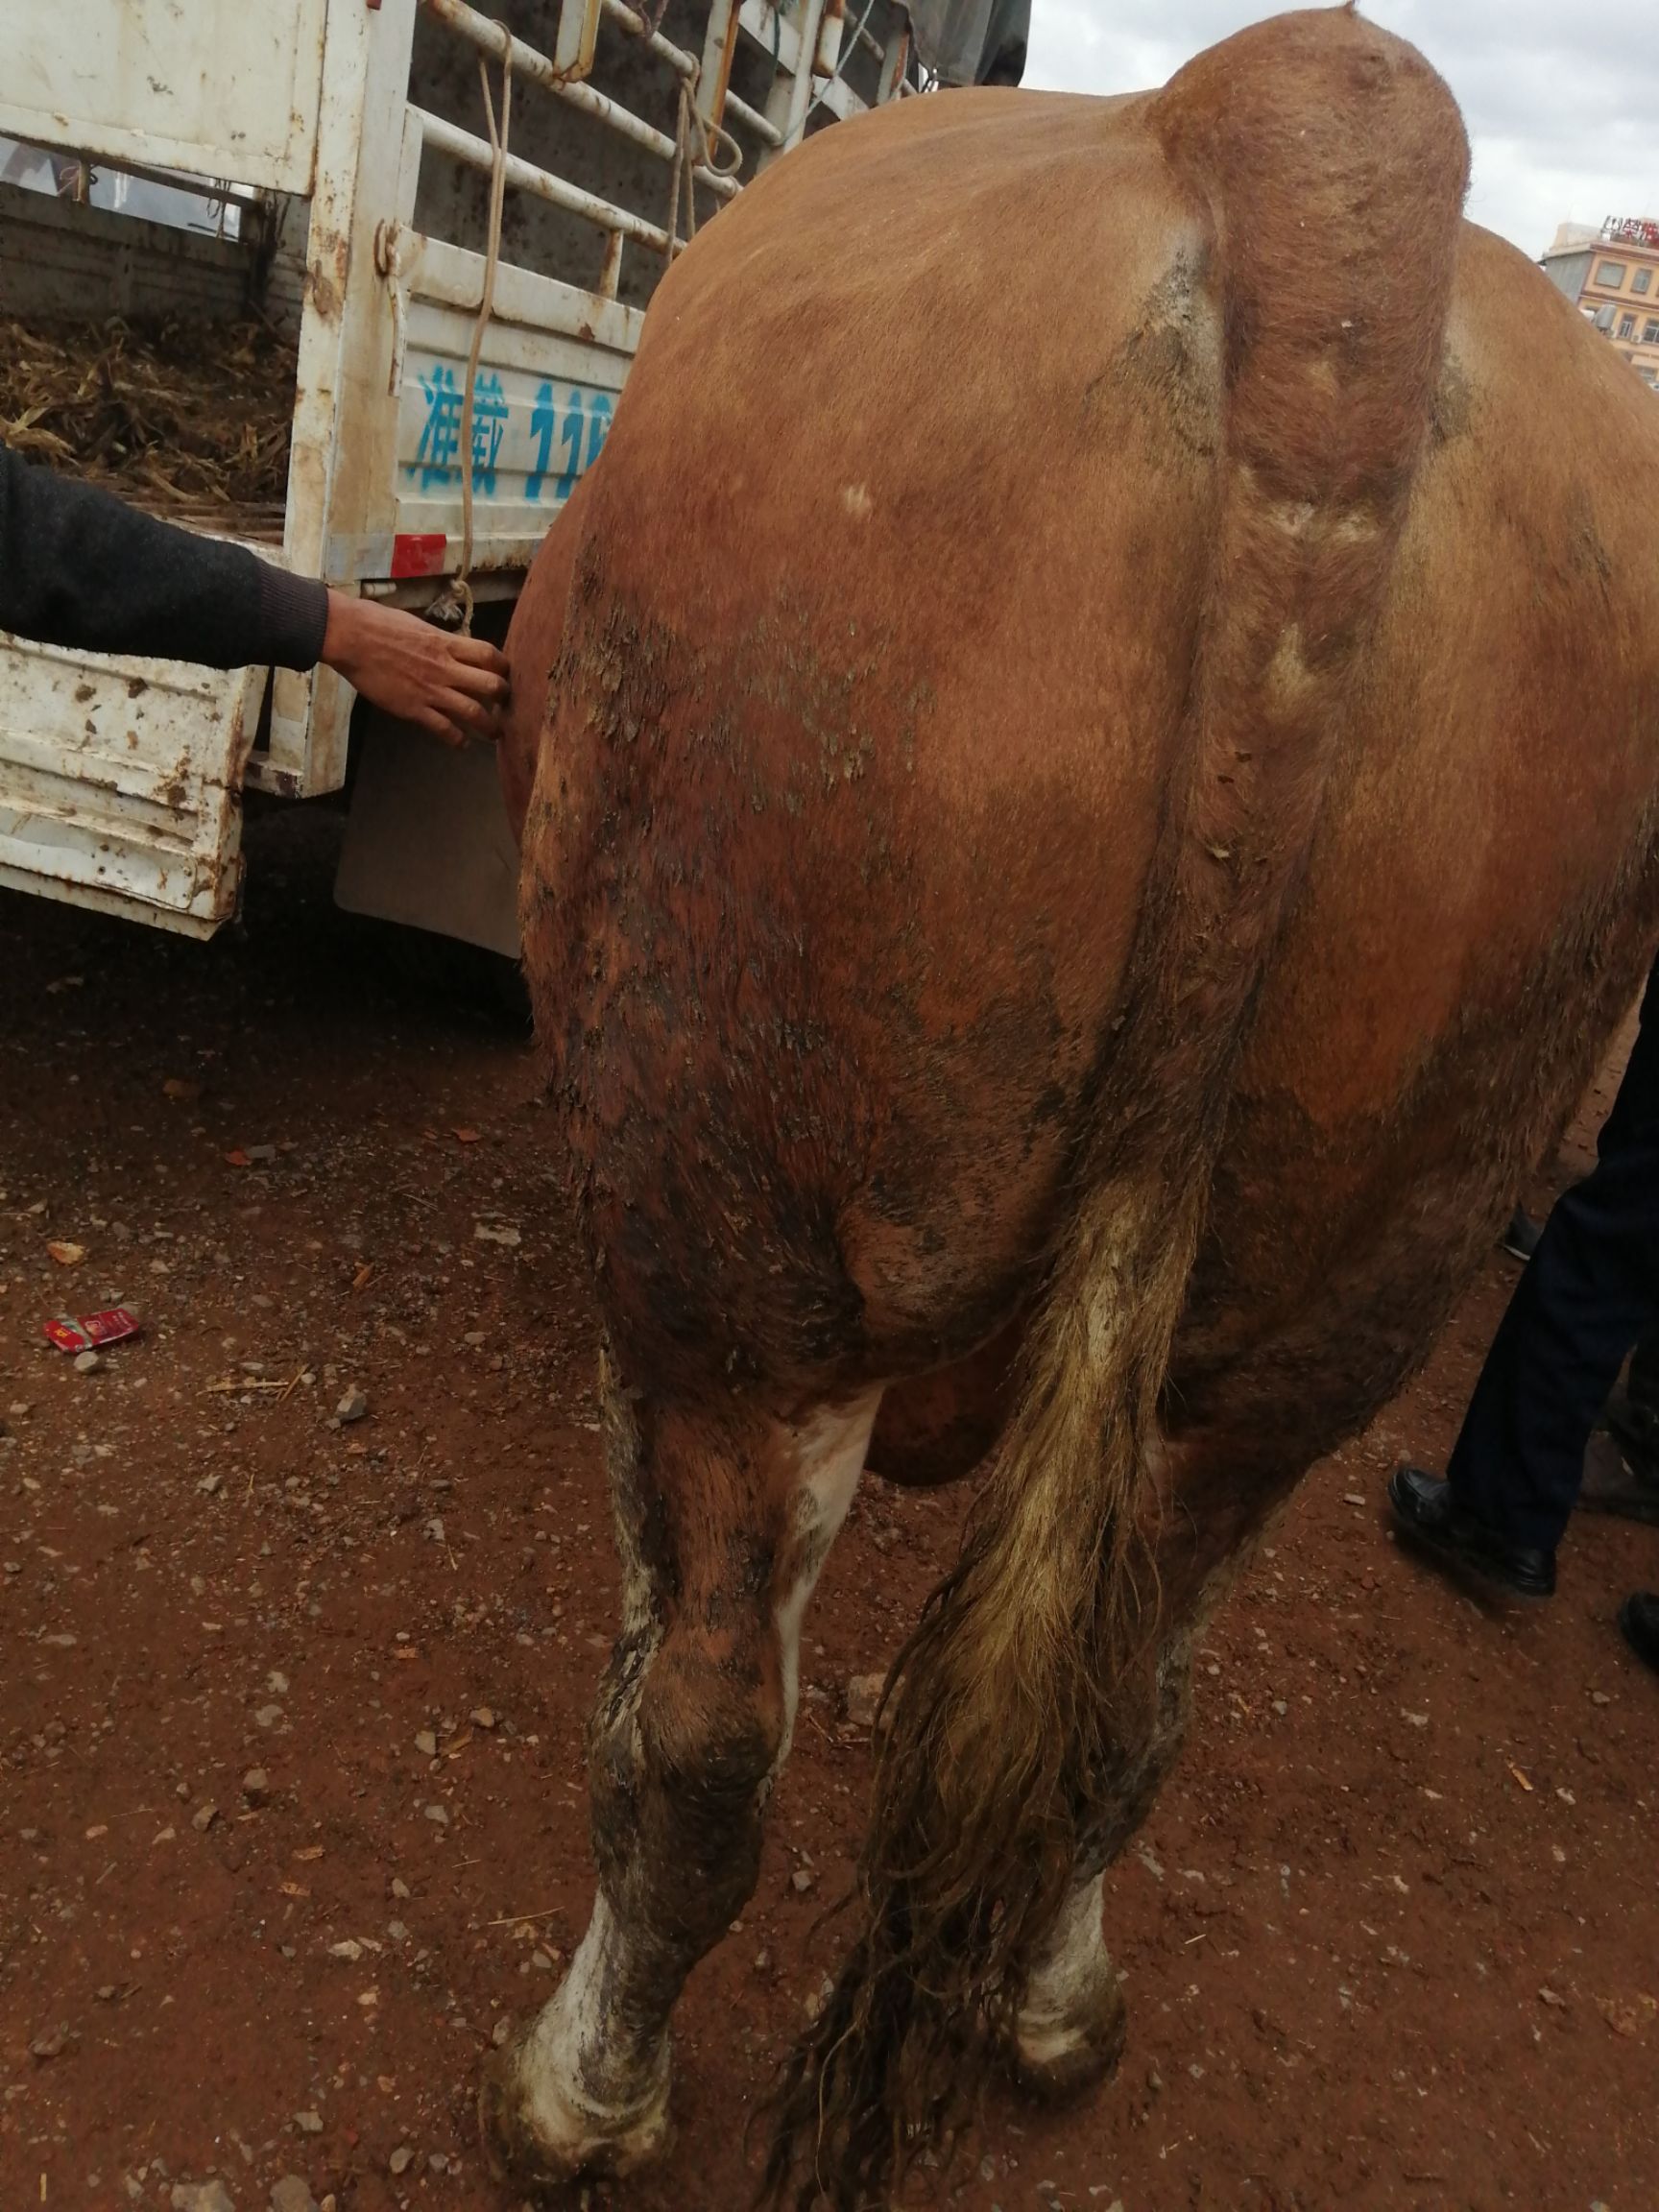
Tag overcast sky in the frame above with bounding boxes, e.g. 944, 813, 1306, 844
1023, 1, 1659, 260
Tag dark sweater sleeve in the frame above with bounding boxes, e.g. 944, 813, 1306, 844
0, 442, 329, 670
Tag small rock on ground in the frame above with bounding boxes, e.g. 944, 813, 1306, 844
270, 2185, 318, 2212
336, 1387, 369, 1424
171, 2183, 236, 2212
845, 1672, 886, 1730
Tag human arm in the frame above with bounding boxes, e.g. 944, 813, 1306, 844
1, 443, 509, 740
0, 438, 325, 667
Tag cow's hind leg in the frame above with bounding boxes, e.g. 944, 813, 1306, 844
481, 1370, 879, 2192
1010, 1630, 1195, 2102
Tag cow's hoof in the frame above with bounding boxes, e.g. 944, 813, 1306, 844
478, 2020, 672, 2196
1008, 1969, 1127, 2104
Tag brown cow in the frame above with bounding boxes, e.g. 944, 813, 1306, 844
487, 10, 1659, 2206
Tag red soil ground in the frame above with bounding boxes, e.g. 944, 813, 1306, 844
2, 814, 1653, 2212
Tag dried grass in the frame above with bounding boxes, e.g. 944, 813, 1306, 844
0, 315, 297, 523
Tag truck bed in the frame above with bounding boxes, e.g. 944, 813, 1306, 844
1, 313, 297, 538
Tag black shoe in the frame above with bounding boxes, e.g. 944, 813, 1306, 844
1618, 1593, 1659, 1674
1501, 1206, 1544, 1262
1578, 1425, 1659, 1526
1606, 1385, 1659, 1471
1388, 1464, 1556, 1599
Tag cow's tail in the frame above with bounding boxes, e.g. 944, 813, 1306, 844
763, 12, 1468, 2207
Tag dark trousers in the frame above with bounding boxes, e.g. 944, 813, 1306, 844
1628, 1328, 1659, 1412
1450, 958, 1659, 1552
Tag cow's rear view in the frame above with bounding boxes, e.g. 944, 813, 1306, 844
493, 9, 1659, 2207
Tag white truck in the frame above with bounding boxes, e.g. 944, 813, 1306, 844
0, 0, 1009, 957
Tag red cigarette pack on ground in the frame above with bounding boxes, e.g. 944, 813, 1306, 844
43, 1308, 142, 1354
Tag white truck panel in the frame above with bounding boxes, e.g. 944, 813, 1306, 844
0, 0, 328, 197
388, 309, 628, 552
0, 634, 256, 936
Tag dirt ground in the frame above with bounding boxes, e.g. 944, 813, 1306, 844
2, 807, 1655, 2212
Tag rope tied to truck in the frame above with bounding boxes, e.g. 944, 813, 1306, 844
431, 1, 742, 639
663, 64, 743, 256
434, 38, 513, 637
604, 0, 741, 260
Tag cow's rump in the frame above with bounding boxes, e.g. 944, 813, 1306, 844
520, 48, 1658, 1411
501, 12, 1659, 2208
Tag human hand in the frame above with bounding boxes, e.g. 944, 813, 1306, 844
321, 589, 511, 745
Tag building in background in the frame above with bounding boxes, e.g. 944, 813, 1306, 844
1541, 218, 1659, 391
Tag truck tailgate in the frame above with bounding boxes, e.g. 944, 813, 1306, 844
0, 637, 258, 938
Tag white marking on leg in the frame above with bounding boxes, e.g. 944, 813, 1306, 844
1018, 1871, 1114, 2070
772, 1390, 883, 1773
515, 1892, 671, 2169
505, 1386, 880, 2176
502, 1366, 673, 2178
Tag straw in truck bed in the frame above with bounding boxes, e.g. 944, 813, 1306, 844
0, 314, 297, 536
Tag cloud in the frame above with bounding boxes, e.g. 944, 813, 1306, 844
1023, 1, 1659, 256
